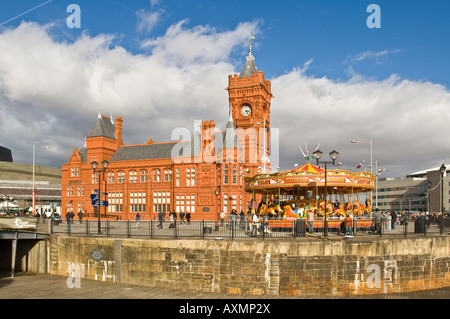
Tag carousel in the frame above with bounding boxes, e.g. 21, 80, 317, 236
245, 163, 376, 222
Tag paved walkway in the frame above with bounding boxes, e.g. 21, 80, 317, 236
1, 272, 449, 300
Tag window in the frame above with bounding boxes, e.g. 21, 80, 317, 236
153, 169, 161, 182
223, 193, 228, 212
70, 167, 80, 177
153, 191, 170, 212
224, 165, 228, 184
164, 169, 172, 181
129, 170, 137, 183
140, 170, 148, 182
117, 171, 125, 183
77, 186, 84, 196
130, 192, 146, 212
176, 194, 195, 213
176, 168, 180, 186
107, 171, 115, 183
91, 172, 98, 184
108, 192, 123, 213
187, 167, 195, 186
232, 165, 237, 184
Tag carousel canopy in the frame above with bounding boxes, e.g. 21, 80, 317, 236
245, 163, 375, 194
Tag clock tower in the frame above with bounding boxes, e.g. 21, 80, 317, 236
226, 36, 273, 172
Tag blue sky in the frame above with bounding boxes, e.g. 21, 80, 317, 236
0, 0, 449, 177
2, 1, 449, 85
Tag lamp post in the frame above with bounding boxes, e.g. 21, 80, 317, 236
439, 164, 446, 215
313, 149, 339, 238
427, 180, 432, 214
91, 160, 109, 234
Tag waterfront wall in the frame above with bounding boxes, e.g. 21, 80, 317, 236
34, 236, 450, 296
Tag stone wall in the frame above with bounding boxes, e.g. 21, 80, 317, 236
44, 236, 450, 297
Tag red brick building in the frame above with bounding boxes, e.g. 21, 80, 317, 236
61, 47, 272, 221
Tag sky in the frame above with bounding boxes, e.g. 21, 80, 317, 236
0, 0, 449, 178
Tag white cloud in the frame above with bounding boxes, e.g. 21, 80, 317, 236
0, 21, 448, 179
136, 8, 161, 33
345, 49, 403, 64
271, 66, 450, 177
0, 20, 259, 167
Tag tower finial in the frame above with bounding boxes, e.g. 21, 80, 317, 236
249, 34, 255, 56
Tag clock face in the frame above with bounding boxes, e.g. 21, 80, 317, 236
240, 105, 252, 117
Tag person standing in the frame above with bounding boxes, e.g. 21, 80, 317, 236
373, 209, 382, 234
307, 210, 315, 233
157, 211, 164, 229
186, 211, 191, 224
135, 212, 141, 229
220, 211, 226, 226
344, 214, 353, 235
390, 211, 397, 230
78, 210, 83, 224
251, 213, 259, 237
180, 211, 185, 224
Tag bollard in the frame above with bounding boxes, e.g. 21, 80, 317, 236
85, 220, 90, 236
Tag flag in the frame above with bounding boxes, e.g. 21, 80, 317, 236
298, 145, 309, 162
376, 169, 386, 176
305, 143, 309, 161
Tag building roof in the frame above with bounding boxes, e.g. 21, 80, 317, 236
239, 53, 257, 78
110, 142, 185, 161
87, 113, 116, 140
108, 127, 241, 162
407, 165, 449, 178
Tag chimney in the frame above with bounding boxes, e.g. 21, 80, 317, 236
115, 116, 123, 147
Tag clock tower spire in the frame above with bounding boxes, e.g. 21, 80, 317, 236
226, 36, 273, 170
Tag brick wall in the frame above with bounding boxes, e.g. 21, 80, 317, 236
44, 236, 450, 297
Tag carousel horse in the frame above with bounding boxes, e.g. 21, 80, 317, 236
334, 204, 346, 217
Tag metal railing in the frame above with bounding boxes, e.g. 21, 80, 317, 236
38, 217, 449, 239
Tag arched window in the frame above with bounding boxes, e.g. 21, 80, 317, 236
224, 165, 229, 184
129, 170, 137, 182
153, 169, 161, 182
140, 170, 148, 182
164, 169, 172, 181
117, 171, 125, 183
107, 171, 115, 183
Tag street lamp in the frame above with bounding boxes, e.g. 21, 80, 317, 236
313, 149, 339, 238
439, 163, 446, 215
91, 160, 109, 234
427, 180, 432, 214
